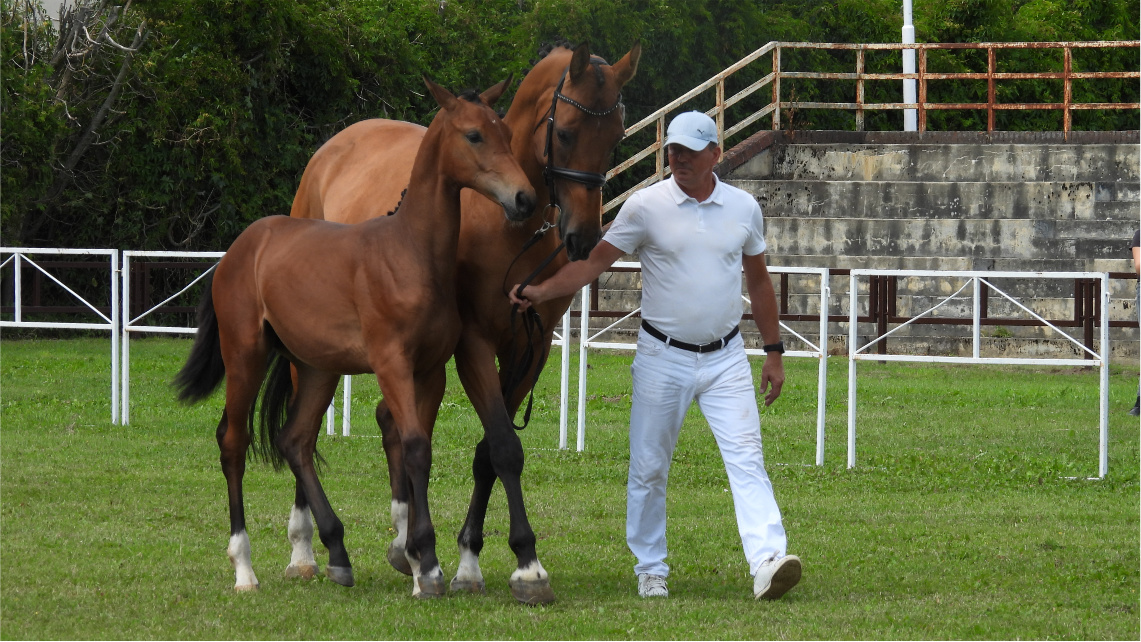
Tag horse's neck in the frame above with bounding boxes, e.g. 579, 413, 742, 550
503, 82, 553, 223
388, 134, 463, 259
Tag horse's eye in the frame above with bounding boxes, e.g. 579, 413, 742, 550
556, 129, 572, 145
466, 131, 483, 144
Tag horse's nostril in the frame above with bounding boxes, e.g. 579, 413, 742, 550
516, 191, 534, 215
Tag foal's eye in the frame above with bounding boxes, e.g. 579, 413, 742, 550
466, 131, 483, 144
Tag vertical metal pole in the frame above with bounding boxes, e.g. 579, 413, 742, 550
13, 253, 21, 323
326, 403, 335, 435
987, 48, 996, 132
111, 251, 120, 425
559, 305, 572, 450
847, 273, 858, 468
121, 254, 131, 425
816, 272, 830, 466
902, 0, 917, 131
1099, 273, 1110, 478
576, 282, 591, 451
341, 375, 352, 437
856, 48, 866, 132
772, 46, 781, 130
972, 277, 981, 360
716, 78, 725, 144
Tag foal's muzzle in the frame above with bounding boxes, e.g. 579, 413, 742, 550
502, 189, 537, 222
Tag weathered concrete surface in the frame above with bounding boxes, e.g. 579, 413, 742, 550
587, 130, 1140, 361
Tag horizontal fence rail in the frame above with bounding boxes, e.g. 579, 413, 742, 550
606, 40, 1140, 214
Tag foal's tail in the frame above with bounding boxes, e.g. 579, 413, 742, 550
256, 350, 293, 470
173, 272, 226, 404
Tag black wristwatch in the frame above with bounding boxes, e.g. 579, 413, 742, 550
763, 341, 785, 354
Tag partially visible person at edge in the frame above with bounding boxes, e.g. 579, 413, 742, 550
1132, 229, 1139, 416
510, 111, 802, 601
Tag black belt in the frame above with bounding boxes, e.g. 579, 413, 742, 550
641, 320, 740, 354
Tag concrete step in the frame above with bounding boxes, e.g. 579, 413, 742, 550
728, 180, 1140, 222
757, 217, 1136, 261
732, 143, 1141, 183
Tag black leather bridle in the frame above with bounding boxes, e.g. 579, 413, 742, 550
501, 67, 624, 430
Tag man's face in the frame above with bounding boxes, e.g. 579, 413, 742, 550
667, 143, 721, 189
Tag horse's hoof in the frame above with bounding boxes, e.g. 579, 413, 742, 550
387, 542, 413, 576
234, 582, 259, 592
325, 565, 355, 587
285, 563, 319, 580
450, 576, 486, 594
509, 577, 556, 605
414, 574, 447, 599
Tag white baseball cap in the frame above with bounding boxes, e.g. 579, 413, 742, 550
665, 111, 719, 151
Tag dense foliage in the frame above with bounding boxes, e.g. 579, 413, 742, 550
2, 0, 1137, 251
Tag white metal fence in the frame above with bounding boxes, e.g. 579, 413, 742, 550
2, 248, 1127, 476
846, 269, 1112, 479
1, 247, 120, 424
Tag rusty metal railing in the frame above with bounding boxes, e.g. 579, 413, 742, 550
605, 40, 1140, 215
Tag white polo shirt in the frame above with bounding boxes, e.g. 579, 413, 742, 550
603, 175, 767, 345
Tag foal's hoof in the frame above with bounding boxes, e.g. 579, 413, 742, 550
234, 582, 259, 592
325, 565, 355, 587
387, 542, 413, 576
509, 577, 556, 605
285, 563, 319, 580
414, 574, 447, 599
450, 576, 486, 594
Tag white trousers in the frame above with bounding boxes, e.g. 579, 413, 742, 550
627, 329, 787, 578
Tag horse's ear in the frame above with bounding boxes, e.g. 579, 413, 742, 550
480, 74, 513, 107
569, 42, 591, 81
424, 76, 458, 112
611, 43, 641, 88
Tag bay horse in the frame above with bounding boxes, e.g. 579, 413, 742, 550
173, 78, 535, 597
290, 43, 640, 604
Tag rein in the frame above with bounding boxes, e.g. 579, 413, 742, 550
501, 68, 623, 430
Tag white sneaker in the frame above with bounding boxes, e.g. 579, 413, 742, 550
637, 573, 668, 598
753, 555, 801, 600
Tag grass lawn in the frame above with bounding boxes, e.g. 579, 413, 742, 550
1, 337, 1138, 639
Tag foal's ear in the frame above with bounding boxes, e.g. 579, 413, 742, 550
424, 76, 458, 111
480, 74, 513, 107
569, 41, 591, 81
611, 43, 641, 88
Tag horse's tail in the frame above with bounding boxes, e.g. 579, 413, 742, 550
173, 273, 226, 404
255, 349, 293, 470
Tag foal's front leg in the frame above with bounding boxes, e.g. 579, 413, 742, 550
375, 400, 414, 576
377, 366, 447, 598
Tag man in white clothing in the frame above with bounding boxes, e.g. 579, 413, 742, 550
510, 111, 801, 601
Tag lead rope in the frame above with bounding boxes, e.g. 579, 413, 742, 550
501, 221, 565, 430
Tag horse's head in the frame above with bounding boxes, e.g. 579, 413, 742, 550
521, 42, 641, 261
425, 78, 536, 222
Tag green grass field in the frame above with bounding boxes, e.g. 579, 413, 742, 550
2, 337, 1138, 640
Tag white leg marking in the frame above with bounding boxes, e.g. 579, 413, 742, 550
409, 556, 423, 596
454, 545, 484, 585
509, 559, 549, 584
228, 531, 259, 590
286, 505, 318, 576
391, 500, 408, 550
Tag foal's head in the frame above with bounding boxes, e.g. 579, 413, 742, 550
425, 78, 536, 222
